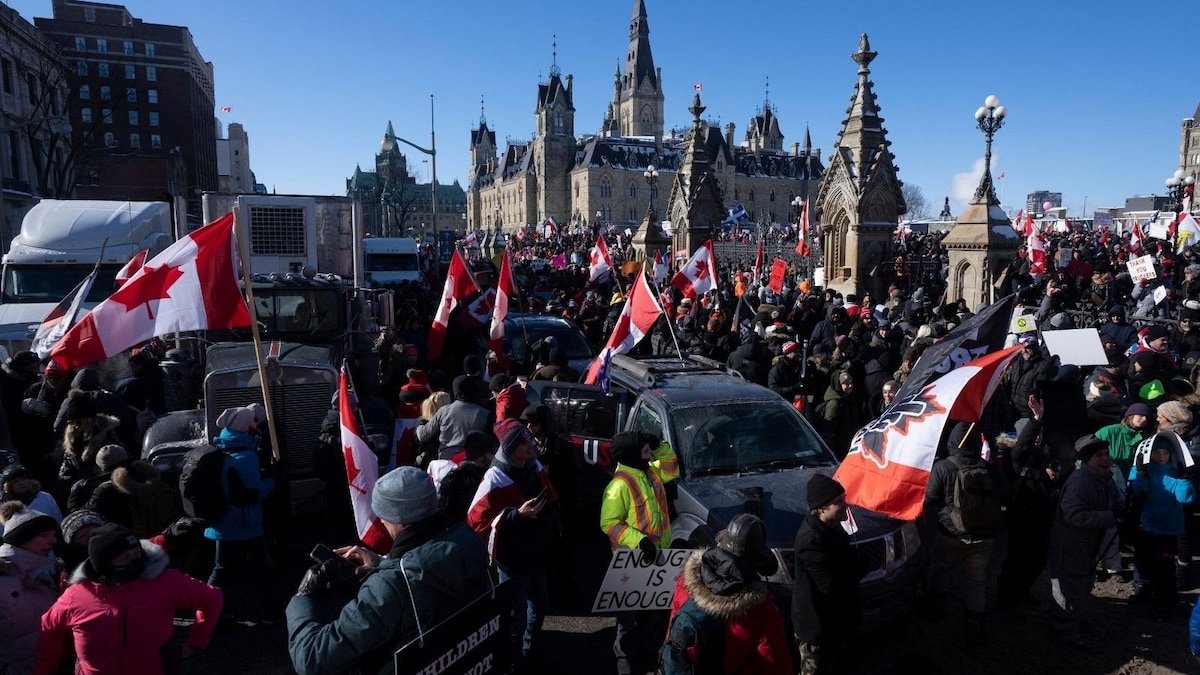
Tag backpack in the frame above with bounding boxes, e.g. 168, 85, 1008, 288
947, 456, 1005, 538
661, 597, 725, 675
179, 444, 231, 522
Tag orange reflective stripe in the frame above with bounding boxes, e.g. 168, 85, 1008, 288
613, 471, 653, 536
606, 522, 629, 543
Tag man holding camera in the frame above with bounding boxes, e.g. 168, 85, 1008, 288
286, 466, 491, 675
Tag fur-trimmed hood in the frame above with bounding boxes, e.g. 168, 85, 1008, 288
112, 460, 161, 496
67, 539, 169, 585
680, 549, 769, 620
63, 414, 121, 463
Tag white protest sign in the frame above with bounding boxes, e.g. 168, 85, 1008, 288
1127, 255, 1158, 283
592, 548, 690, 613
1149, 221, 1170, 241
1153, 285, 1168, 305
1010, 313, 1037, 335
1041, 328, 1107, 366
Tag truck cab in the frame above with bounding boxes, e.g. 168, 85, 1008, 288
361, 237, 422, 287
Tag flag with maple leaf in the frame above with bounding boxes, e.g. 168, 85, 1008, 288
589, 235, 614, 282
584, 271, 664, 385
671, 240, 717, 298
33, 265, 99, 359
114, 249, 148, 288
50, 212, 250, 370
488, 250, 516, 371
753, 235, 764, 283
428, 249, 480, 360
833, 345, 1022, 520
339, 362, 393, 553
652, 250, 669, 282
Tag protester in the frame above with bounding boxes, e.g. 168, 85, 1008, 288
415, 378, 491, 462
0, 502, 60, 675
286, 466, 491, 675
435, 430, 496, 521
0, 465, 61, 534
1128, 432, 1196, 618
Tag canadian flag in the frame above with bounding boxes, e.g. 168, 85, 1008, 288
584, 272, 664, 384
339, 364, 393, 553
1027, 228, 1047, 275
427, 250, 479, 360
671, 240, 717, 298
753, 235, 764, 282
652, 251, 669, 282
488, 250, 515, 371
795, 199, 811, 257
834, 345, 1022, 520
544, 217, 559, 238
1130, 218, 1146, 253
1010, 209, 1024, 234
589, 235, 614, 282
51, 212, 250, 370
1054, 217, 1071, 234
114, 249, 148, 288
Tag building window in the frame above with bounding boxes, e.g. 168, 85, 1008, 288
125, 64, 135, 79
150, 134, 161, 149
769, 190, 775, 202
144, 43, 155, 57
749, 189, 756, 202
80, 108, 91, 123
628, 205, 636, 221
76, 60, 87, 75
26, 74, 36, 105
1, 59, 11, 94
101, 108, 112, 124
600, 178, 612, 198
74, 36, 86, 51
84, 6, 95, 21
146, 66, 156, 82
129, 133, 140, 149
148, 111, 158, 127
128, 110, 138, 125
651, 184, 658, 200
98, 62, 109, 78
103, 131, 116, 147
99, 86, 110, 100
123, 41, 133, 55
629, 183, 637, 199
79, 84, 90, 100
96, 39, 107, 54
147, 89, 158, 104
126, 87, 137, 102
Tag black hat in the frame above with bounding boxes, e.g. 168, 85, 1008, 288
715, 513, 778, 576
1145, 324, 1170, 344
519, 404, 551, 426
947, 421, 981, 455
610, 431, 658, 468
463, 430, 498, 461
61, 389, 96, 421
1074, 434, 1110, 461
806, 474, 846, 511
0, 500, 57, 547
462, 355, 482, 375
0, 463, 31, 491
87, 523, 142, 573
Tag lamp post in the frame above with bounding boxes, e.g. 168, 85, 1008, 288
382, 95, 437, 262
1166, 168, 1194, 211
643, 164, 659, 220
973, 94, 1006, 203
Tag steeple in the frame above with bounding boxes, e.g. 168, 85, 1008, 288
618, 0, 664, 140
802, 124, 812, 155
663, 90, 725, 255
835, 33, 891, 184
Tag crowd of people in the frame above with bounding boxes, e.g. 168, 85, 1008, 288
5, 221, 1200, 674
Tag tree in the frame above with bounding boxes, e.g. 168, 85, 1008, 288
901, 183, 930, 220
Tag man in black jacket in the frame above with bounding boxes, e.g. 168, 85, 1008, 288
793, 473, 863, 675
768, 341, 804, 402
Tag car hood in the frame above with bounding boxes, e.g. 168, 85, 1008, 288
679, 467, 902, 549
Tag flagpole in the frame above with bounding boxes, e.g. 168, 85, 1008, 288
233, 206, 282, 463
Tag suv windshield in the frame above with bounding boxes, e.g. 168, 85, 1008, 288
671, 399, 836, 474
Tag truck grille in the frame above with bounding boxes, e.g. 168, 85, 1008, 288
210, 381, 332, 476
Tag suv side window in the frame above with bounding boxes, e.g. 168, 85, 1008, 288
628, 401, 664, 440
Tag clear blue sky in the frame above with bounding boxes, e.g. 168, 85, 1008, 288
7, 0, 1196, 218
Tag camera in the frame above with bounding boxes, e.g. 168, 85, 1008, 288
20, 398, 49, 417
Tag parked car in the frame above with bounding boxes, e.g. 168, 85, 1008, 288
502, 312, 595, 378
526, 353, 926, 627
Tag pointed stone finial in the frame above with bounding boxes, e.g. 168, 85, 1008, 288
480, 96, 486, 126
549, 34, 561, 78
852, 33, 877, 76
690, 92, 706, 125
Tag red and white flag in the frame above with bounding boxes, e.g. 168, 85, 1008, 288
1177, 213, 1200, 253
652, 251, 669, 282
1026, 228, 1047, 275
1131, 218, 1147, 253
584, 272, 664, 384
589, 235, 614, 282
544, 217, 559, 238
1054, 217, 1071, 234
33, 266, 98, 359
671, 240, 717, 298
339, 364, 393, 553
427, 250, 479, 360
833, 345, 1023, 521
50, 212, 250, 370
1010, 209, 1024, 234
114, 249, 148, 288
753, 235, 764, 283
488, 250, 516, 370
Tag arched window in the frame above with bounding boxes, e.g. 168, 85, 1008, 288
650, 184, 658, 200
629, 183, 637, 199
749, 189, 756, 203
733, 188, 739, 201
769, 190, 776, 203
600, 178, 612, 198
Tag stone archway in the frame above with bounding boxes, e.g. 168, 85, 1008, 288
953, 258, 977, 302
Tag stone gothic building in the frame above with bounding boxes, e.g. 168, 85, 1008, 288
466, 0, 823, 251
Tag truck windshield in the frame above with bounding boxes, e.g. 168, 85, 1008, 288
671, 400, 837, 474
364, 253, 419, 272
2, 264, 121, 303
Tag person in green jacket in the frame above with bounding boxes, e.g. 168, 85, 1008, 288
1094, 402, 1153, 574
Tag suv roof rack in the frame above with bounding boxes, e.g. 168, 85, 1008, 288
611, 353, 730, 386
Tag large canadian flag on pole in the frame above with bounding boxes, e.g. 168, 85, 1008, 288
833, 345, 1022, 520
753, 235, 764, 283
339, 363, 393, 553
427, 249, 479, 360
488, 250, 516, 370
1026, 228, 1047, 275
50, 212, 250, 370
671, 240, 717, 298
795, 198, 811, 257
584, 272, 664, 384
589, 235, 614, 282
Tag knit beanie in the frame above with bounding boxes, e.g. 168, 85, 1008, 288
947, 421, 981, 455
1157, 400, 1193, 429
215, 406, 256, 433
806, 474, 846, 511
496, 419, 533, 457
61, 389, 96, 421
371, 466, 438, 525
0, 501, 57, 547
95, 445, 128, 472
463, 430, 498, 461
1145, 324, 1170, 344
87, 523, 141, 573
60, 509, 105, 545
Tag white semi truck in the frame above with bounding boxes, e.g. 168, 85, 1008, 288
0, 200, 173, 353
360, 236, 422, 287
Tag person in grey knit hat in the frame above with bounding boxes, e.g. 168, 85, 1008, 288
286, 465, 491, 675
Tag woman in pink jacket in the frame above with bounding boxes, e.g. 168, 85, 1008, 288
35, 523, 224, 675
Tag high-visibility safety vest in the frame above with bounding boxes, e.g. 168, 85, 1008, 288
599, 441, 679, 550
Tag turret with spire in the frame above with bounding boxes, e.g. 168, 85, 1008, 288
617, 0, 664, 143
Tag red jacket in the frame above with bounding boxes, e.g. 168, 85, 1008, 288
667, 550, 792, 675
35, 541, 223, 675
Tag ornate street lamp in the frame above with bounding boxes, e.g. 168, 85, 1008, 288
973, 94, 1006, 203
1166, 168, 1194, 210
643, 164, 659, 220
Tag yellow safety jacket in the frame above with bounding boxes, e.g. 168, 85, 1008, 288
599, 440, 679, 551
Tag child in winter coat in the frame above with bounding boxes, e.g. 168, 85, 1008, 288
0, 502, 60, 675
1129, 432, 1197, 617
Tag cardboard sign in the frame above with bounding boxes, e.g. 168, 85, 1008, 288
1153, 285, 1168, 305
1010, 313, 1037, 335
768, 258, 788, 293
1041, 328, 1107, 366
593, 548, 690, 613
394, 584, 510, 675
1127, 255, 1157, 283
